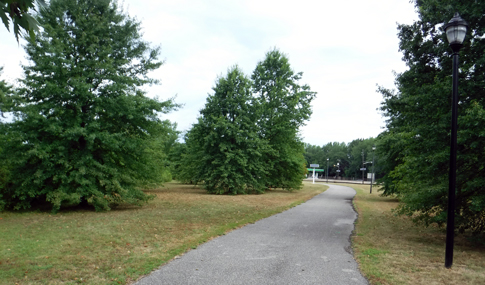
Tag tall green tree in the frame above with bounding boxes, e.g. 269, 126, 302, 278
346, 138, 378, 180
379, 0, 485, 233
183, 66, 268, 194
252, 49, 316, 190
0, 0, 177, 212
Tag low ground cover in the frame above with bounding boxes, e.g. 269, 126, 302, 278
349, 183, 485, 284
0, 181, 326, 284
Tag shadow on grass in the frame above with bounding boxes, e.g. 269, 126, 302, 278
143, 185, 205, 195
358, 195, 399, 204
405, 228, 485, 253
1, 195, 153, 215
3, 181, 314, 215
144, 182, 297, 196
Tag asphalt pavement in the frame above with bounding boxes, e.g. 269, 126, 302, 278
135, 183, 368, 285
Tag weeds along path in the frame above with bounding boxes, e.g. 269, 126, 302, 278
135, 183, 368, 285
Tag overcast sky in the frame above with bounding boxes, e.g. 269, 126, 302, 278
0, 0, 419, 145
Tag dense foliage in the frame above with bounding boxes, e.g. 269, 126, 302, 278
179, 50, 315, 194
0, 0, 177, 212
0, 67, 11, 191
0, 0, 45, 42
252, 49, 316, 190
0, 67, 11, 117
182, 66, 268, 194
378, 0, 485, 233
304, 138, 380, 179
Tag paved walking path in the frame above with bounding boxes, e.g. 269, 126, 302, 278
135, 183, 368, 285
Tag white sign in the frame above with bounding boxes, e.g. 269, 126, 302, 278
360, 168, 366, 171
310, 164, 319, 168
368, 173, 375, 182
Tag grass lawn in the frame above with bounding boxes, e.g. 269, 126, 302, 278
0, 181, 327, 285
348, 183, 485, 285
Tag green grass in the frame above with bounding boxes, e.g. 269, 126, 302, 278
0, 181, 327, 284
347, 183, 485, 285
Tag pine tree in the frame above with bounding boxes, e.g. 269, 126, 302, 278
0, 0, 177, 212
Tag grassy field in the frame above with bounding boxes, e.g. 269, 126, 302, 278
0, 181, 327, 285
348, 183, 485, 285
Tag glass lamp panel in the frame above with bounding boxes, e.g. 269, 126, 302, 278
446, 25, 467, 45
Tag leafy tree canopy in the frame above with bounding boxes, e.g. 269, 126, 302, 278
252, 49, 316, 190
0, 0, 45, 42
183, 66, 268, 194
378, 0, 485, 233
0, 66, 12, 117
304, 138, 381, 179
0, 0, 178, 212
178, 49, 315, 193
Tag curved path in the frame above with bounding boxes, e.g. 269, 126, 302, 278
135, 183, 368, 285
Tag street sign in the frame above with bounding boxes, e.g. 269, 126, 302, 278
336, 170, 341, 172
360, 168, 366, 171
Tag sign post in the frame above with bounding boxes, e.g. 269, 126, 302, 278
360, 168, 366, 184
310, 164, 319, 184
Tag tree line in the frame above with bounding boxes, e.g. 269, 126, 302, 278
3, 0, 485, 237
304, 138, 382, 180
0, 0, 315, 211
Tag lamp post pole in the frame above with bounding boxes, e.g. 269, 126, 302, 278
336, 162, 340, 180
444, 12, 468, 269
326, 158, 329, 183
370, 145, 376, 194
361, 150, 365, 184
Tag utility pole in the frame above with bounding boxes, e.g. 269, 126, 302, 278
336, 160, 340, 180
361, 150, 365, 184
370, 145, 376, 193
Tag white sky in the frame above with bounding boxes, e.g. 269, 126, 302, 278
0, 0, 419, 145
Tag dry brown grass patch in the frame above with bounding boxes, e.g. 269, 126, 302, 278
0, 181, 326, 284
347, 183, 485, 285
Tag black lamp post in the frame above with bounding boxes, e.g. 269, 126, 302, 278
361, 150, 365, 184
370, 145, 376, 194
444, 12, 468, 269
336, 162, 340, 180
326, 158, 329, 183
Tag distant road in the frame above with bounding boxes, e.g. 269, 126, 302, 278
135, 183, 368, 285
304, 178, 372, 185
